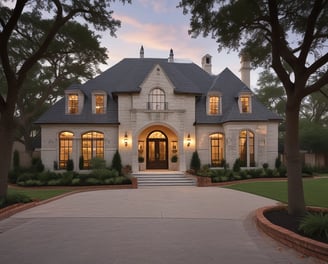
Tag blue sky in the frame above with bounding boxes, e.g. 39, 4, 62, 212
101, 0, 261, 89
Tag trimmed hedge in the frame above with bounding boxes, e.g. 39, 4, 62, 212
16, 169, 131, 187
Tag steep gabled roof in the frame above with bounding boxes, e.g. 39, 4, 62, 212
35, 57, 281, 125
80, 58, 212, 94
195, 68, 281, 124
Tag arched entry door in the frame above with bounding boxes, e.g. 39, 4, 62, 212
147, 130, 168, 169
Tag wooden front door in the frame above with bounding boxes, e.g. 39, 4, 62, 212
147, 131, 168, 169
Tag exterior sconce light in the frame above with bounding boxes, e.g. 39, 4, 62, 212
187, 133, 191, 147
124, 132, 128, 147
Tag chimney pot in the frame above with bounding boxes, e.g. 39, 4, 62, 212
168, 48, 174, 62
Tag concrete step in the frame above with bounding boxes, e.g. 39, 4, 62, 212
133, 173, 196, 187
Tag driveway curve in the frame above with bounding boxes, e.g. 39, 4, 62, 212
0, 187, 321, 264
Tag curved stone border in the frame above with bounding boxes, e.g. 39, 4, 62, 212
256, 205, 328, 262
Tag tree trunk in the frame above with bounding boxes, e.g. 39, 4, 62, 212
0, 113, 15, 200
285, 100, 306, 216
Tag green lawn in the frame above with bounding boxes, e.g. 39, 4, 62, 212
224, 178, 328, 208
8, 187, 72, 201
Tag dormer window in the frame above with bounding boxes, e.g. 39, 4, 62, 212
68, 94, 79, 114
92, 91, 107, 114
239, 94, 252, 113
207, 93, 221, 115
65, 90, 84, 115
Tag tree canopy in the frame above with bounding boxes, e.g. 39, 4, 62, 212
0, 0, 130, 200
0, 10, 109, 153
179, 0, 328, 216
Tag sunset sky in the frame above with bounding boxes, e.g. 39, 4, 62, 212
3, 0, 262, 89
102, 0, 262, 89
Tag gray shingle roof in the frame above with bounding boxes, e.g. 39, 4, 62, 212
35, 58, 281, 125
195, 68, 281, 124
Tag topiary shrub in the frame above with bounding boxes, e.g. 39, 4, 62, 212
112, 150, 122, 175
79, 156, 84, 170
66, 159, 74, 171
13, 149, 20, 172
190, 151, 201, 174
275, 156, 282, 169
233, 158, 242, 172
32, 157, 45, 172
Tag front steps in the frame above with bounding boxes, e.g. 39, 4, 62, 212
133, 171, 196, 187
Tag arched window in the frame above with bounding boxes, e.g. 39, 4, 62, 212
239, 130, 255, 167
210, 133, 225, 166
148, 88, 167, 110
81, 132, 104, 169
59, 131, 74, 169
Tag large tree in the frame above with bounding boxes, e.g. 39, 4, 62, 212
0, 11, 108, 155
0, 0, 130, 200
179, 0, 328, 216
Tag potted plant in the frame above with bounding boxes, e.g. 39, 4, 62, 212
171, 155, 178, 163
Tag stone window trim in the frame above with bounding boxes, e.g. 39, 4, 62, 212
65, 89, 84, 115
207, 92, 222, 115
92, 90, 107, 114
148, 87, 168, 110
238, 93, 252, 114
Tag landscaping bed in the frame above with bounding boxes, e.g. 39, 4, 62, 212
256, 206, 328, 262
264, 208, 328, 244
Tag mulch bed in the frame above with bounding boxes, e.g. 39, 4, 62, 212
264, 209, 328, 244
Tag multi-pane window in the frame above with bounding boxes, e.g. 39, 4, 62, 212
68, 94, 79, 114
148, 88, 167, 110
95, 94, 105, 114
240, 96, 251, 113
81, 132, 104, 169
239, 130, 255, 167
210, 133, 225, 166
209, 96, 220, 115
59, 131, 73, 169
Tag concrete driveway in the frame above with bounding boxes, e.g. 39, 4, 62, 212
0, 187, 321, 264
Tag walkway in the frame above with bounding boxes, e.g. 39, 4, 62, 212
0, 187, 322, 264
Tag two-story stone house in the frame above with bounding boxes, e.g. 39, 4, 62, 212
36, 47, 281, 173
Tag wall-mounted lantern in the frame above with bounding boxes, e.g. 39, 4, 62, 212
124, 132, 128, 147
187, 133, 191, 147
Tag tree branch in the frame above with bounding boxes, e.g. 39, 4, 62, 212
299, 0, 325, 64
0, 0, 28, 86
268, 0, 293, 92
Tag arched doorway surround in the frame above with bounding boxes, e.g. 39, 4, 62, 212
137, 124, 179, 171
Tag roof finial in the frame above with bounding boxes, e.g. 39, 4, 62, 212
140, 45, 144, 59
168, 48, 174, 62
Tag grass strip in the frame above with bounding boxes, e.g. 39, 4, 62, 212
8, 187, 72, 201
224, 178, 328, 208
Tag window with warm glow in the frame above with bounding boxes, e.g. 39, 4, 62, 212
240, 96, 251, 113
68, 94, 79, 114
239, 130, 255, 167
209, 96, 220, 115
210, 133, 224, 166
95, 94, 105, 114
148, 88, 167, 110
81, 132, 104, 169
59, 131, 73, 169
